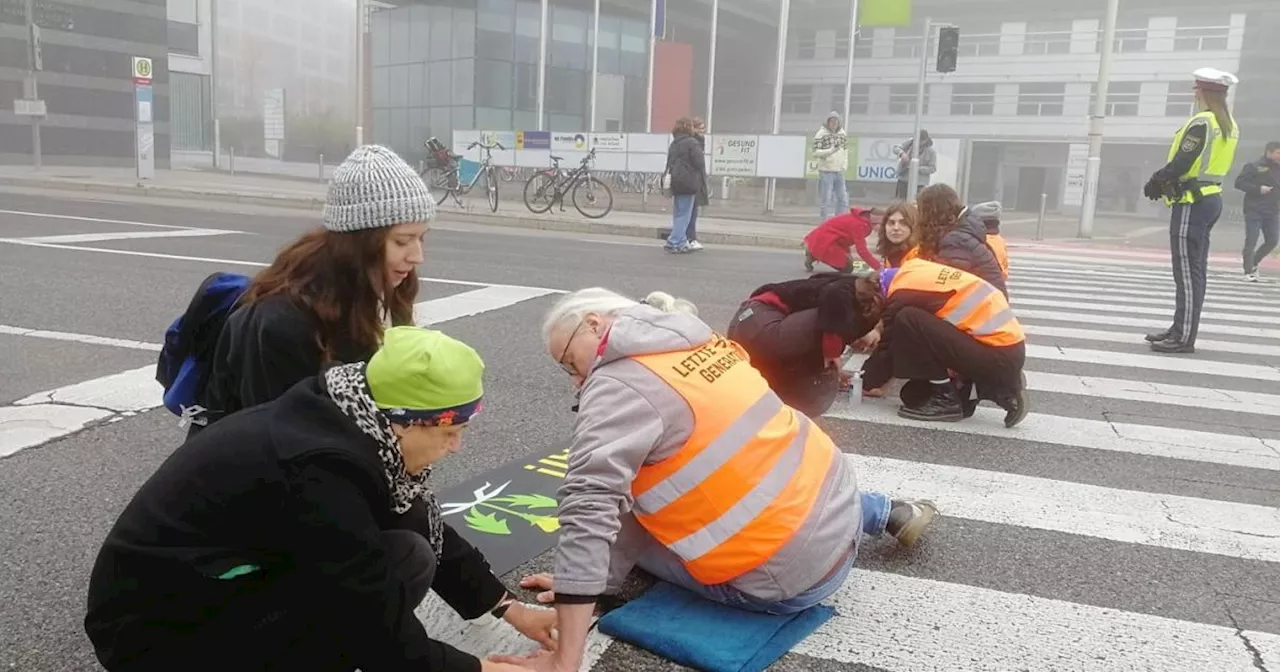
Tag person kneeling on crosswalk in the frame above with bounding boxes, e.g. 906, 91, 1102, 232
85, 328, 553, 672
861, 257, 1029, 426
488, 288, 938, 672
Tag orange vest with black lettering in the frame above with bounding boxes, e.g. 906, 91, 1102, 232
889, 258, 1024, 347
628, 336, 839, 585
985, 234, 1010, 280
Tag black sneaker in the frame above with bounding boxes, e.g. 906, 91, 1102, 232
884, 499, 939, 547
999, 371, 1029, 428
1150, 338, 1195, 354
1144, 329, 1173, 343
897, 383, 963, 422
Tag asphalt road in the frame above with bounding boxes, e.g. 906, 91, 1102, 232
2, 190, 1279, 672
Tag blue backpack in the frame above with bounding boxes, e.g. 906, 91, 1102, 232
156, 272, 252, 427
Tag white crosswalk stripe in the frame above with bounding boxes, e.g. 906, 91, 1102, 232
575, 253, 1280, 671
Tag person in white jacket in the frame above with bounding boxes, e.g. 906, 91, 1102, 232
813, 112, 850, 219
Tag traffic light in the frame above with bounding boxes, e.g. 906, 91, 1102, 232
936, 26, 959, 73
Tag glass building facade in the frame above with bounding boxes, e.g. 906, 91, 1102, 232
370, 0, 650, 161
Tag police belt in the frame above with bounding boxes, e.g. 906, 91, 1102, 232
1176, 179, 1222, 203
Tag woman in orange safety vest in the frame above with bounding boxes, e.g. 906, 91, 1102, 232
861, 258, 1029, 426
492, 288, 939, 672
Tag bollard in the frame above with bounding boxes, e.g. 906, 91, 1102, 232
318, 153, 324, 181
721, 176, 730, 201
1035, 192, 1047, 241
229, 147, 236, 176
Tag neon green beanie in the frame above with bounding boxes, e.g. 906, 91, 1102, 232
366, 327, 485, 425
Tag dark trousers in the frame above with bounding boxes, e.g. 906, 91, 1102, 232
1243, 209, 1279, 273
114, 530, 436, 672
688, 203, 699, 242
1168, 195, 1223, 345
894, 180, 924, 200
727, 300, 841, 418
892, 306, 1025, 400
803, 247, 855, 273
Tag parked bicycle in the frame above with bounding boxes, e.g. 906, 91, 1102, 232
521, 148, 613, 219
420, 137, 503, 213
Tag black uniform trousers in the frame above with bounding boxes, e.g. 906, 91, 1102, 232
892, 306, 1025, 402
1167, 194, 1223, 346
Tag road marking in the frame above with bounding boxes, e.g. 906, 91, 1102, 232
852, 454, 1280, 561
1023, 324, 1280, 358
17, 229, 244, 244
1027, 370, 1280, 418
416, 285, 559, 326
0, 237, 567, 294
789, 569, 1280, 671
0, 324, 161, 351
825, 402, 1280, 472
1013, 251, 1251, 272
0, 283, 565, 459
1014, 288, 1280, 315
1016, 308, 1280, 340
1011, 277, 1275, 302
1024, 343, 1280, 381
416, 593, 613, 666
1011, 260, 1258, 285
0, 208, 198, 230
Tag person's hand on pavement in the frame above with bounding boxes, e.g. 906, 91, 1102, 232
481, 659, 538, 672
863, 386, 887, 398
853, 330, 881, 352
519, 573, 555, 604
489, 649, 573, 672
502, 602, 558, 651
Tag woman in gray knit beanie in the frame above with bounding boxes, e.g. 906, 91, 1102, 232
193, 144, 438, 433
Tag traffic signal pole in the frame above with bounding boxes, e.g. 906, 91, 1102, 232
907, 16, 931, 197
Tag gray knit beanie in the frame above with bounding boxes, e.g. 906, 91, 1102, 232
323, 144, 436, 232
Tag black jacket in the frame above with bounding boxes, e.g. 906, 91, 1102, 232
85, 377, 506, 672
200, 294, 374, 423
667, 133, 706, 196
932, 211, 1008, 296
1234, 157, 1280, 215
747, 273, 874, 345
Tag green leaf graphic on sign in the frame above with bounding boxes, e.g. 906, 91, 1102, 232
493, 493, 558, 509
465, 506, 511, 535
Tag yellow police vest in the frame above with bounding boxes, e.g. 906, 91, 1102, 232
1164, 110, 1239, 204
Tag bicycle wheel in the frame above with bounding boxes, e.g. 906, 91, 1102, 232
486, 167, 500, 212
572, 176, 614, 219
523, 172, 557, 214
423, 167, 455, 205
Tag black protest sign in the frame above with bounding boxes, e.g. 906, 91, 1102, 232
437, 447, 569, 576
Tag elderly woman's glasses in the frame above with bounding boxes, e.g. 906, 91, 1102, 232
558, 321, 585, 375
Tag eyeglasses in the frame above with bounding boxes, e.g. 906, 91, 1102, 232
558, 321, 585, 375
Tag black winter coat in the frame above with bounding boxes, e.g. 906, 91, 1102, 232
1234, 158, 1280, 216
932, 211, 1008, 296
85, 376, 506, 672
667, 133, 707, 196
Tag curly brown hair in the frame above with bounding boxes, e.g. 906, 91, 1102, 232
915, 183, 965, 258
242, 227, 419, 360
874, 201, 920, 262
672, 116, 698, 135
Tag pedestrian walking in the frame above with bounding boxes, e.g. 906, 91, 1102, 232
664, 117, 708, 253
492, 288, 938, 672
86, 328, 552, 672
894, 130, 936, 200
813, 112, 850, 219
802, 206, 882, 274
727, 272, 884, 417
861, 257, 1028, 426
192, 145, 436, 432
1143, 68, 1241, 354
1233, 141, 1280, 282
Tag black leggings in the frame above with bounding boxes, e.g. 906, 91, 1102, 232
891, 306, 1024, 400
728, 300, 842, 417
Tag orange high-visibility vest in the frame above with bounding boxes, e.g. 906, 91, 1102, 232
628, 336, 839, 585
889, 258, 1024, 347
901, 245, 922, 263
986, 234, 1010, 280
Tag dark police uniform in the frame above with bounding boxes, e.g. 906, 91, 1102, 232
1142, 68, 1240, 353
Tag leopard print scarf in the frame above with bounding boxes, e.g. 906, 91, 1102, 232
323, 362, 444, 558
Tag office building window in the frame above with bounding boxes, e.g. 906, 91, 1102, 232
835, 27, 874, 59
1165, 84, 1196, 117
551, 5, 589, 70
782, 85, 812, 114
1025, 20, 1072, 55
168, 0, 198, 24
1016, 82, 1065, 116
476, 59, 513, 108
792, 29, 817, 59
1094, 81, 1141, 116
477, 0, 515, 61
950, 83, 995, 116
957, 25, 1002, 57
892, 32, 930, 59
515, 1, 542, 63
1174, 15, 1230, 51
168, 20, 199, 55
831, 85, 869, 115
889, 84, 924, 115
619, 18, 648, 77
1111, 16, 1148, 53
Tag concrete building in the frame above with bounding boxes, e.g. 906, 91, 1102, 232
167, 0, 213, 151
0, 0, 171, 167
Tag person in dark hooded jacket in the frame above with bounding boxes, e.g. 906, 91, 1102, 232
664, 117, 708, 253
913, 184, 1008, 296
727, 273, 884, 417
85, 328, 552, 672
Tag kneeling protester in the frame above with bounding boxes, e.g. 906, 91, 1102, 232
862, 258, 1029, 426
85, 327, 553, 672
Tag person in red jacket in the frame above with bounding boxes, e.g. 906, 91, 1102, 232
803, 207, 882, 273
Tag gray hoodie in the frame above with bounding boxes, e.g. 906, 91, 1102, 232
552, 305, 864, 602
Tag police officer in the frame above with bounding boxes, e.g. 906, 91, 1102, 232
1143, 68, 1240, 354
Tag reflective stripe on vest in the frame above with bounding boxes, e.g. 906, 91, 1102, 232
1165, 110, 1240, 204
888, 258, 1025, 347
629, 336, 838, 585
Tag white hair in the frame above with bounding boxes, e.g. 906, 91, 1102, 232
540, 287, 700, 344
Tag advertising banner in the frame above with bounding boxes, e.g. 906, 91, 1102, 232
516, 130, 550, 150
711, 134, 760, 177
550, 132, 589, 152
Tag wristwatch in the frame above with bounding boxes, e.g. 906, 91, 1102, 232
490, 592, 518, 619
